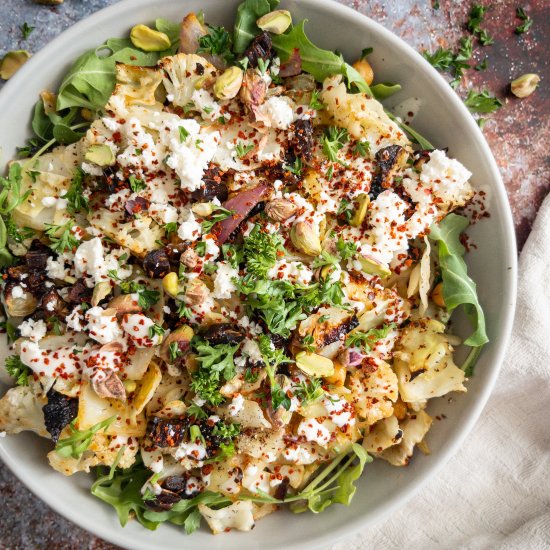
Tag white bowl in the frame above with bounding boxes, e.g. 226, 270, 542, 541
0, 0, 517, 548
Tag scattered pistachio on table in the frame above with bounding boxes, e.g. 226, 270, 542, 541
511, 73, 541, 98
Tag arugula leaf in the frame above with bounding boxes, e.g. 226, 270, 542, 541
5, 355, 31, 386
91, 457, 160, 530
331, 443, 370, 505
464, 90, 502, 113
55, 416, 116, 459
0, 163, 31, 216
272, 21, 371, 95
56, 38, 160, 112
233, 0, 280, 53
461, 345, 483, 377
429, 213, 488, 346
371, 82, 402, 100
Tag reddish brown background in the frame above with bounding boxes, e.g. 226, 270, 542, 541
0, 0, 547, 548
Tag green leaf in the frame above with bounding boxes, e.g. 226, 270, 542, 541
464, 90, 502, 114
233, 0, 280, 54
332, 443, 371, 505
5, 355, 31, 386
155, 18, 181, 52
386, 111, 434, 150
57, 39, 160, 112
371, 82, 402, 100
429, 214, 488, 346
461, 344, 483, 377
56, 416, 116, 459
272, 21, 371, 95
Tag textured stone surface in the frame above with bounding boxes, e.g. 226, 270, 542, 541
0, 1, 547, 548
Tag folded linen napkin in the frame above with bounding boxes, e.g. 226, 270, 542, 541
332, 194, 550, 550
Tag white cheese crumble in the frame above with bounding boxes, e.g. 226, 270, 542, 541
323, 394, 355, 428
121, 313, 160, 347
241, 338, 263, 363
212, 261, 239, 299
267, 260, 314, 285
85, 306, 123, 345
18, 319, 47, 343
228, 393, 245, 416
258, 96, 295, 129
177, 209, 202, 242
297, 418, 331, 446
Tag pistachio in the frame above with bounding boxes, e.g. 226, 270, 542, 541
290, 221, 322, 256
256, 10, 292, 34
39, 91, 57, 116
162, 272, 180, 298
350, 193, 370, 228
160, 325, 194, 363
214, 66, 244, 100
511, 73, 540, 98
295, 351, 334, 377
324, 361, 347, 386
130, 24, 171, 52
91, 281, 112, 307
3, 283, 37, 317
265, 199, 299, 222
352, 58, 374, 86
0, 50, 31, 80
34, 0, 64, 4
358, 255, 391, 278
84, 144, 115, 167
180, 248, 200, 269
430, 282, 445, 308
185, 278, 210, 305
191, 202, 215, 217
108, 293, 142, 315
123, 379, 137, 393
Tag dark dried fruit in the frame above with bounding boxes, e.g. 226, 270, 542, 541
143, 249, 171, 279
369, 145, 408, 200
66, 279, 93, 304
191, 166, 228, 202
42, 389, 78, 443
25, 249, 50, 271
274, 477, 290, 500
202, 323, 245, 345
321, 315, 359, 347
163, 475, 187, 493
164, 243, 187, 265
40, 288, 68, 317
290, 119, 314, 161
244, 32, 273, 68
147, 416, 189, 447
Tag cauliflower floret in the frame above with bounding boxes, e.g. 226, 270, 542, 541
321, 75, 409, 153
362, 414, 403, 453
377, 409, 433, 466
349, 359, 398, 425
393, 319, 466, 403
0, 386, 48, 437
199, 500, 255, 534
159, 54, 218, 108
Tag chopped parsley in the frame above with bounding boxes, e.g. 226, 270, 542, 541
201, 206, 234, 233
294, 377, 324, 404
164, 222, 177, 236
345, 323, 395, 351
64, 168, 89, 214
243, 224, 284, 278
309, 89, 326, 110
148, 323, 165, 339
258, 334, 293, 410
322, 126, 349, 165
212, 422, 241, 439
467, 5, 494, 46
128, 174, 146, 193
5, 355, 31, 386
197, 25, 235, 64
178, 126, 190, 142
354, 140, 370, 157
235, 141, 254, 159
464, 90, 503, 113
44, 220, 79, 253
119, 281, 160, 310
20, 22, 35, 40
515, 7, 533, 34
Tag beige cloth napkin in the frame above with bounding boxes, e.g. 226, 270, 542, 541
332, 193, 550, 550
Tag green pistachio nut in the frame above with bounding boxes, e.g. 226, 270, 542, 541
130, 24, 171, 52
350, 193, 370, 228
295, 351, 334, 377
511, 73, 540, 98
0, 51, 31, 80
256, 10, 293, 34
214, 66, 244, 100
290, 221, 322, 256
358, 254, 391, 278
84, 144, 115, 167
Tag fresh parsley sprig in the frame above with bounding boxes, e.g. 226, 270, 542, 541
5, 355, 31, 386
44, 220, 80, 253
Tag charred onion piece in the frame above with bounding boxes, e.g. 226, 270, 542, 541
279, 48, 302, 77
143, 249, 171, 279
202, 323, 245, 345
369, 145, 408, 200
66, 279, 93, 304
42, 389, 78, 443
40, 288, 68, 317
191, 167, 228, 202
215, 184, 270, 244
321, 315, 359, 347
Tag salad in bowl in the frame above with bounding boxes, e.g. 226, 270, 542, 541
0, 0, 488, 536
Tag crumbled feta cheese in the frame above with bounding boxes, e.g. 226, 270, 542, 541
283, 445, 317, 464
212, 261, 239, 299
121, 313, 160, 347
259, 96, 295, 129
228, 393, 245, 416
177, 209, 202, 242
241, 338, 263, 363
65, 306, 84, 332
41, 196, 57, 208
81, 162, 104, 176
18, 319, 47, 342
11, 286, 25, 299
191, 89, 224, 121
150, 202, 179, 225
267, 260, 313, 285
297, 418, 331, 446
323, 394, 355, 428
175, 442, 207, 461
85, 306, 123, 345
46, 256, 69, 280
